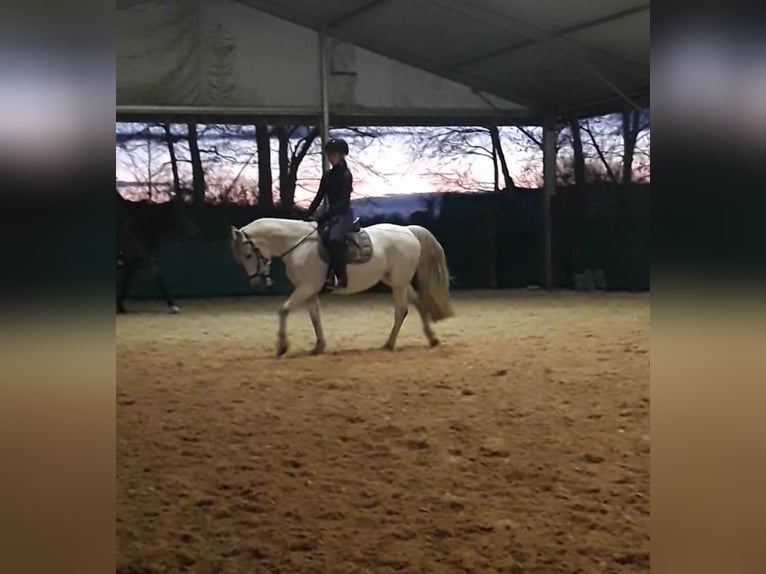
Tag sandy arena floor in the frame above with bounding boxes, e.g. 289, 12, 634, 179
117, 290, 649, 574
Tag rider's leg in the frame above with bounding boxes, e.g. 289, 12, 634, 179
327, 220, 348, 288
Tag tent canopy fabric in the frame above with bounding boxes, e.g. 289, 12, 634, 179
117, 0, 649, 125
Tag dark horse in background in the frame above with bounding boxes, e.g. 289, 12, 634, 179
117, 190, 199, 313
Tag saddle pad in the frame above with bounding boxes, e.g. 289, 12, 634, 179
318, 229, 374, 265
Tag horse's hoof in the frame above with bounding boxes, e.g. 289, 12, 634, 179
310, 344, 325, 356
169, 305, 180, 314
382, 343, 395, 351
276, 343, 289, 357
429, 338, 440, 348
116, 307, 126, 314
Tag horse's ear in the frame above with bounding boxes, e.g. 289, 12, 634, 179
230, 226, 240, 244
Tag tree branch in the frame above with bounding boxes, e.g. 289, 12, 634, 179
517, 126, 542, 149
291, 127, 320, 170
583, 121, 619, 186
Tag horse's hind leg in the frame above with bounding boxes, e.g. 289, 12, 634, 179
408, 285, 439, 347
116, 264, 133, 314
383, 285, 409, 351
156, 271, 180, 313
306, 295, 326, 355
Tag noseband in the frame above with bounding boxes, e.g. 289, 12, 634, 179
241, 237, 272, 281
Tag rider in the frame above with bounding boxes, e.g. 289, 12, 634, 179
305, 138, 354, 289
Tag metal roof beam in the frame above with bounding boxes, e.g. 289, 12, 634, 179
115, 104, 538, 126
328, 0, 392, 29
557, 85, 650, 120
450, 4, 650, 70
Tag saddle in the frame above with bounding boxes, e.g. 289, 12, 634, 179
318, 217, 374, 265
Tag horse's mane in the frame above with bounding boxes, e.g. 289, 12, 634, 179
246, 217, 314, 234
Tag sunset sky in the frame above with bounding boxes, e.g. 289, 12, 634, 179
116, 121, 648, 205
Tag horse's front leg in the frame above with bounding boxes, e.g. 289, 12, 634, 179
277, 286, 316, 357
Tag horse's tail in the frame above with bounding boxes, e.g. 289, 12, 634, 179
408, 225, 454, 322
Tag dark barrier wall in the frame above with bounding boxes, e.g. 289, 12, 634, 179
126, 184, 649, 299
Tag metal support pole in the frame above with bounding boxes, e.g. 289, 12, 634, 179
318, 28, 330, 173
542, 113, 556, 290
147, 126, 152, 201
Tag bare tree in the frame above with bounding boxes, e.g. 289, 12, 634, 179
161, 123, 181, 196
621, 107, 650, 186
488, 125, 515, 191
490, 128, 500, 191
591, 124, 619, 185
197, 125, 260, 204
116, 124, 178, 201
572, 110, 650, 188
516, 126, 543, 149
508, 125, 560, 188
115, 117, 649, 209
404, 124, 564, 190
409, 126, 495, 190
569, 119, 586, 187
275, 126, 320, 210
186, 123, 206, 204
255, 124, 273, 208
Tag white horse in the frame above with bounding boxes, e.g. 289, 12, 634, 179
230, 218, 454, 356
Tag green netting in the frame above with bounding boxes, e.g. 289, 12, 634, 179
127, 240, 292, 299
124, 184, 650, 300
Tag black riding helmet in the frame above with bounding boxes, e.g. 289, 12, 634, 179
324, 138, 349, 155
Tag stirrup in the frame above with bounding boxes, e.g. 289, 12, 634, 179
325, 274, 346, 290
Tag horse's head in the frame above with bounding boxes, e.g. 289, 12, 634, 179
230, 225, 272, 288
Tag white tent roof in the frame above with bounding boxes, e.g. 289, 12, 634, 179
117, 0, 649, 124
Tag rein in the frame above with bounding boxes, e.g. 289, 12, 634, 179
276, 226, 319, 259
242, 225, 318, 260
240, 224, 319, 281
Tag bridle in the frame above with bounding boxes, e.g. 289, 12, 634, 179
239, 225, 319, 285
240, 236, 272, 283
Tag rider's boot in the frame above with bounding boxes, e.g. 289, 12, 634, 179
326, 241, 348, 289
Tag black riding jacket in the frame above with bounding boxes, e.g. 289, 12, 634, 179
306, 160, 353, 219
